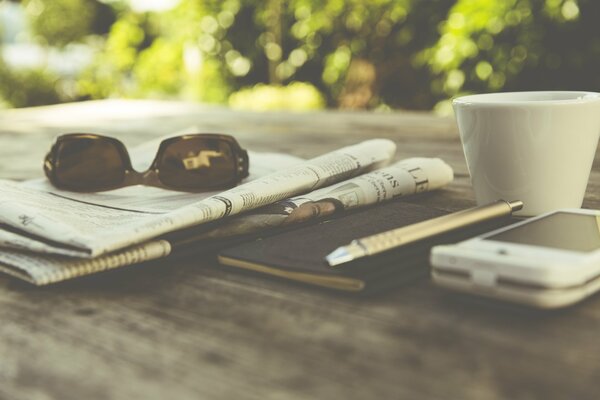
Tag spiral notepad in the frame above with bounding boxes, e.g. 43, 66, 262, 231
0, 240, 172, 285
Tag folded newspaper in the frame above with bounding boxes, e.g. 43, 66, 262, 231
0, 136, 454, 285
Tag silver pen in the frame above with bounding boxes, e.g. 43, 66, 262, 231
325, 199, 524, 267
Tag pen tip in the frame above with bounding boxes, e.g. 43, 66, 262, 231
326, 247, 353, 267
509, 200, 524, 211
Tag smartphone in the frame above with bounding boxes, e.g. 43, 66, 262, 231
430, 208, 600, 308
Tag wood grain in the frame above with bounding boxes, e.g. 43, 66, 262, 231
1, 100, 599, 400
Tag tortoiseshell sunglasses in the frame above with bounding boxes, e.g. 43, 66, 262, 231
44, 133, 249, 192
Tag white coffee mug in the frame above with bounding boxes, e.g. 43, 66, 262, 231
453, 91, 600, 216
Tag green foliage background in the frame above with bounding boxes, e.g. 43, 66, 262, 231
0, 0, 598, 111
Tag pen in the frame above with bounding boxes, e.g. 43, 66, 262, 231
325, 199, 523, 267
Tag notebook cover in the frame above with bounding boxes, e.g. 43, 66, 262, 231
216, 201, 420, 291
217, 200, 515, 293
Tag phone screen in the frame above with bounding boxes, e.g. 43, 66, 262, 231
484, 212, 600, 252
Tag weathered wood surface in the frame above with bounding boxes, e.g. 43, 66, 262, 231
1, 100, 599, 400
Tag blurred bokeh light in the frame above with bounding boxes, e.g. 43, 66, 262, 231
0, 0, 598, 113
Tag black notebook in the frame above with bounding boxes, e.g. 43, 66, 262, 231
217, 200, 513, 293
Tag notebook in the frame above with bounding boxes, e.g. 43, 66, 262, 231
218, 200, 513, 293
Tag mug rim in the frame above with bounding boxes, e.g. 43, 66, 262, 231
453, 91, 600, 107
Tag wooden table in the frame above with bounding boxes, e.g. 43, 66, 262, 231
1, 100, 599, 400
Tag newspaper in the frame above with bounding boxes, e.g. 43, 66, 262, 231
0, 156, 454, 285
0, 139, 396, 258
0, 150, 303, 257
194, 157, 453, 239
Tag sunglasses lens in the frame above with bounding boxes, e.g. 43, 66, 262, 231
157, 137, 238, 190
53, 137, 127, 191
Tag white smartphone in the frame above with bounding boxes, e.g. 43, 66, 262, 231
430, 208, 600, 308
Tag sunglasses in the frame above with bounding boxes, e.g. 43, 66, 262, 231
44, 133, 249, 192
